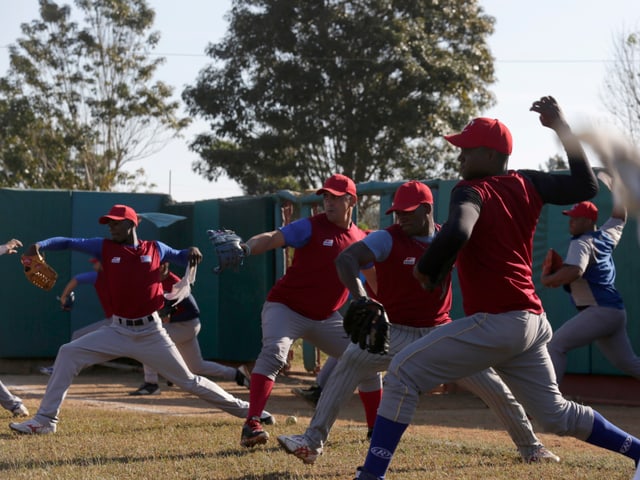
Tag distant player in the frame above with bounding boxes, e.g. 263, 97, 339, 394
542, 172, 640, 384
130, 262, 250, 395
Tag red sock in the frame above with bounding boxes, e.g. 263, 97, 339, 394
359, 389, 383, 428
247, 373, 274, 420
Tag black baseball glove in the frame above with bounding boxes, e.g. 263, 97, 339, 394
343, 297, 390, 355
206, 229, 250, 274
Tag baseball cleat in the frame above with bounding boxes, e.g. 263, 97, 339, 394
10, 403, 29, 418
235, 365, 251, 388
129, 382, 160, 396
9, 418, 56, 434
523, 445, 560, 463
38, 366, 54, 376
291, 384, 322, 407
354, 466, 383, 479
240, 416, 269, 448
259, 413, 276, 425
277, 434, 322, 464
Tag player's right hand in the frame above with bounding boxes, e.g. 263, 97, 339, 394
530, 95, 567, 130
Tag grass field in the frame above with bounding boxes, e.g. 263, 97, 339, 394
1, 351, 638, 479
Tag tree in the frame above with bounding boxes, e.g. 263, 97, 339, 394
183, 0, 496, 195
0, 0, 189, 191
538, 154, 567, 172
602, 28, 640, 147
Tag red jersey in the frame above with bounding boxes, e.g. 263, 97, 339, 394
267, 213, 367, 320
456, 171, 544, 315
374, 224, 451, 328
100, 240, 165, 318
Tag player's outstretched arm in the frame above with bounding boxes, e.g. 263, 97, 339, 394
524, 96, 598, 205
598, 171, 627, 221
244, 230, 285, 257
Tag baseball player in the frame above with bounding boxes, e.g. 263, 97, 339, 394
237, 174, 382, 448
278, 180, 559, 464
542, 174, 640, 384
130, 261, 250, 395
0, 238, 29, 418
9, 204, 273, 434
353, 97, 640, 480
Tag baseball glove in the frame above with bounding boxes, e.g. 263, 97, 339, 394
542, 248, 563, 275
207, 229, 249, 274
21, 253, 58, 291
343, 297, 390, 355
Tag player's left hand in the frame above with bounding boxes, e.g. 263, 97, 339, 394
187, 247, 202, 267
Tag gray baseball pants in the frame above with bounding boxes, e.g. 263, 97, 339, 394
379, 311, 594, 439
32, 313, 267, 426
304, 323, 548, 456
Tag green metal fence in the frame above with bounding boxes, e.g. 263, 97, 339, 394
0, 178, 638, 378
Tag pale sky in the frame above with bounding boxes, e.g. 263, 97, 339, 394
1, 1, 639, 202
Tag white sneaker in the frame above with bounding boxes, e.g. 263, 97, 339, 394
10, 404, 29, 417
277, 434, 322, 464
522, 445, 560, 463
9, 418, 56, 434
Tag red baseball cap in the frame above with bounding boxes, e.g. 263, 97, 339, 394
99, 204, 139, 226
562, 201, 598, 222
385, 181, 434, 214
316, 174, 357, 197
444, 117, 513, 155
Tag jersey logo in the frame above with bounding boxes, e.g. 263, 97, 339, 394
111, 257, 121, 263
403, 257, 416, 265
140, 255, 152, 263
322, 239, 335, 247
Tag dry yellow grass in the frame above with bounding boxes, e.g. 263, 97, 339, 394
0, 351, 638, 479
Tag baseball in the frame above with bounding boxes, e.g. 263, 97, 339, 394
285, 415, 298, 425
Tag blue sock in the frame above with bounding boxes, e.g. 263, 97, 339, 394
587, 410, 640, 464
362, 415, 409, 478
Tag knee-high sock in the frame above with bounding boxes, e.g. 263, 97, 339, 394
362, 415, 408, 477
587, 410, 640, 464
247, 373, 274, 420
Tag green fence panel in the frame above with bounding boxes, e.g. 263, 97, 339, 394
2, 179, 639, 382
0, 189, 72, 357
191, 196, 276, 362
